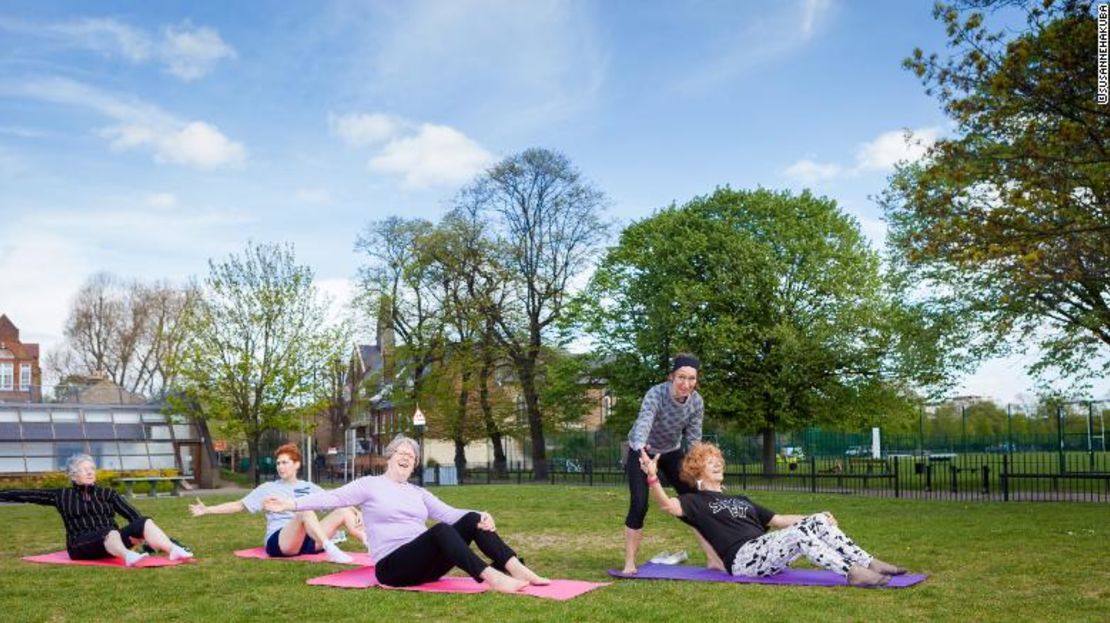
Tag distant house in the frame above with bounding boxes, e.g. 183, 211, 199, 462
0, 314, 42, 403
56, 371, 148, 405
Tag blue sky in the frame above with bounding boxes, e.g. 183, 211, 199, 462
1, 0, 1103, 403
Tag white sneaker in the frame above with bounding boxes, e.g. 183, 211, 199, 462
651, 550, 688, 565
170, 545, 194, 561
324, 544, 354, 564
124, 551, 150, 567
329, 530, 347, 545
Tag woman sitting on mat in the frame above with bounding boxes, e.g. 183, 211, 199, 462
639, 442, 907, 587
263, 435, 548, 593
0, 453, 193, 566
190, 443, 365, 563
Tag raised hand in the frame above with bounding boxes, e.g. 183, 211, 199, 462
188, 498, 206, 517
263, 496, 294, 513
638, 448, 661, 478
477, 511, 497, 531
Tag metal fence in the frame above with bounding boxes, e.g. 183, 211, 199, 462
434, 427, 1110, 503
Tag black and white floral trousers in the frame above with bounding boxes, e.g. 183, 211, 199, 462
730, 513, 873, 577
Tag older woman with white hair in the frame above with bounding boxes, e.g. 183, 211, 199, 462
0, 454, 193, 566
264, 435, 547, 593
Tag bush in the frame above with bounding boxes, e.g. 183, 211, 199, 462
0, 469, 181, 494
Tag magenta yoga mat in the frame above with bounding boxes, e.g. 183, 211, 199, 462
307, 565, 609, 600
23, 550, 194, 568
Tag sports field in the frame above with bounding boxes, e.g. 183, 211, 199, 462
1, 485, 1105, 622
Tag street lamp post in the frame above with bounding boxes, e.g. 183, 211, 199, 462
413, 405, 426, 486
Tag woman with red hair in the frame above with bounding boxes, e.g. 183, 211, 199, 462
189, 443, 364, 562
639, 442, 907, 587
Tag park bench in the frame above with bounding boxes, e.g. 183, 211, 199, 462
114, 476, 191, 498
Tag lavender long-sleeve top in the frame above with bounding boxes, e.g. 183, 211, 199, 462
293, 474, 473, 563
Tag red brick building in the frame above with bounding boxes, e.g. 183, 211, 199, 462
0, 315, 42, 403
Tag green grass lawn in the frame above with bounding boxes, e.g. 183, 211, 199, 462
1, 485, 1106, 622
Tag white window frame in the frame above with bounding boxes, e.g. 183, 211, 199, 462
19, 363, 31, 390
0, 363, 12, 390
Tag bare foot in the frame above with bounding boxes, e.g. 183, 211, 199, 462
504, 557, 550, 585
868, 558, 907, 576
485, 570, 528, 594
621, 564, 637, 575
707, 562, 726, 572
847, 564, 891, 587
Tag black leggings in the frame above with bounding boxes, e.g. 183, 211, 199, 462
374, 512, 518, 587
625, 447, 693, 529
67, 517, 149, 560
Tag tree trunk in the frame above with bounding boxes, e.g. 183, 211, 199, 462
194, 417, 222, 488
248, 434, 261, 486
478, 344, 507, 478
761, 426, 776, 475
453, 378, 470, 480
519, 359, 547, 481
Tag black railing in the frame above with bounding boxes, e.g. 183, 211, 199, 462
450, 452, 1109, 502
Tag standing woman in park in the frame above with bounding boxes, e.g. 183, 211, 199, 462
622, 353, 721, 574
189, 443, 365, 563
264, 435, 548, 593
0, 453, 193, 565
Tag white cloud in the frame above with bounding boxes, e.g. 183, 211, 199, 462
341, 1, 607, 128
31, 17, 153, 61
368, 123, 493, 189
0, 230, 89, 358
0, 17, 234, 81
330, 112, 405, 146
332, 110, 493, 189
295, 188, 332, 204
315, 277, 356, 326
782, 127, 942, 183
782, 159, 843, 183
159, 22, 237, 81
14, 77, 245, 169
672, 0, 833, 94
800, 0, 833, 39
151, 121, 246, 168
144, 192, 177, 209
855, 127, 941, 171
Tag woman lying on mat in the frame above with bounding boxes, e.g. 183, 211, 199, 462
639, 442, 907, 587
263, 435, 548, 593
189, 443, 365, 563
0, 453, 193, 566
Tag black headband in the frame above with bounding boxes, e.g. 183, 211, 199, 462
672, 355, 700, 372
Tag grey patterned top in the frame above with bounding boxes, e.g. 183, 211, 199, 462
627, 381, 704, 453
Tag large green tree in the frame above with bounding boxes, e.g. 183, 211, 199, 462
881, 0, 1109, 384
579, 188, 941, 471
170, 242, 347, 484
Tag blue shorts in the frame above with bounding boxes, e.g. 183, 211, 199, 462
265, 529, 317, 557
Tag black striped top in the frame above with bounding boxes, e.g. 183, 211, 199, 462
0, 484, 144, 546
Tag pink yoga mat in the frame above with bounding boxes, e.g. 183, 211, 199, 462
23, 550, 193, 568
307, 565, 609, 601
234, 547, 373, 566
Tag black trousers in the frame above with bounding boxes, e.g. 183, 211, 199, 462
625, 447, 693, 529
374, 512, 518, 587
67, 517, 149, 560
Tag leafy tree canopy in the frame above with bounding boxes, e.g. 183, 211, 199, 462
882, 0, 1109, 386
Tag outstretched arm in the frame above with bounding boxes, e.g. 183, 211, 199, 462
639, 449, 684, 518
0, 489, 59, 506
189, 498, 245, 517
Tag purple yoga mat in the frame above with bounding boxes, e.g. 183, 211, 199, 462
608, 562, 927, 588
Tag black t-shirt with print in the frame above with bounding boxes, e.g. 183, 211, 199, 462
678, 491, 776, 570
